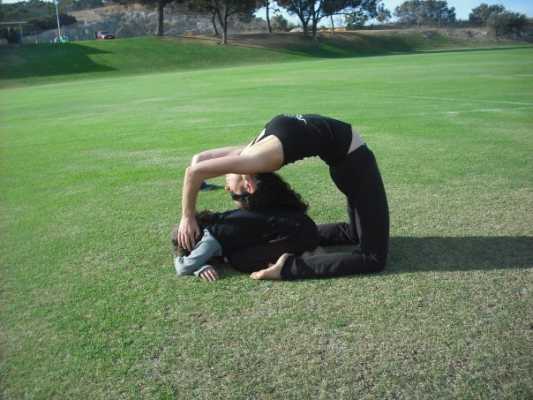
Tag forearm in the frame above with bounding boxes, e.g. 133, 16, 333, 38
181, 166, 204, 218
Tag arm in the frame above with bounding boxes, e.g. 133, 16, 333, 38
174, 229, 222, 276
182, 154, 279, 216
177, 146, 245, 247
192, 146, 246, 192
191, 146, 245, 165
177, 146, 241, 249
178, 152, 282, 250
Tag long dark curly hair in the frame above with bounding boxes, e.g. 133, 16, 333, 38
244, 173, 308, 213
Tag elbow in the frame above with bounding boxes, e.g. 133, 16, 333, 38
185, 164, 205, 183
185, 164, 198, 177
191, 153, 202, 165
175, 265, 186, 277
174, 258, 190, 276
184, 165, 195, 181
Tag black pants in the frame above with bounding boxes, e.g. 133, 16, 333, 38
281, 145, 390, 280
226, 213, 320, 273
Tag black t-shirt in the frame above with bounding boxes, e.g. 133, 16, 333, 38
205, 208, 317, 254
254, 114, 353, 166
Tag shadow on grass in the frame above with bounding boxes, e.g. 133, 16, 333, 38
389, 236, 533, 273
268, 33, 419, 59
415, 45, 533, 55
0, 42, 115, 81
235, 32, 531, 60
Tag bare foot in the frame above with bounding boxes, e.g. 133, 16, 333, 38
250, 253, 290, 280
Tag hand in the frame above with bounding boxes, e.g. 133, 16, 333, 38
199, 266, 219, 282
177, 215, 200, 252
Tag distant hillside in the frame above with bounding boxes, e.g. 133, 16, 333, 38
20, 3, 265, 44
1, 31, 530, 88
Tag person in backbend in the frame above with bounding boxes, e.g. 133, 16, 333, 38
176, 114, 389, 280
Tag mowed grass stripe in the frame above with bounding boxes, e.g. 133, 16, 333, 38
1, 47, 533, 399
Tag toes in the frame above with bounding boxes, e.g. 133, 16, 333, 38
250, 270, 263, 280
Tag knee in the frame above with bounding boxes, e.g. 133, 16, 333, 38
374, 259, 386, 273
297, 222, 320, 252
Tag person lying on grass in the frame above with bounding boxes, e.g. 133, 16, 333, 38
171, 172, 319, 282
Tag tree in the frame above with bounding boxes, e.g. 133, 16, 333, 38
149, 0, 177, 36
271, 13, 290, 31
394, 0, 455, 26
469, 3, 505, 25
117, 0, 184, 36
2, 0, 56, 21
276, 0, 312, 36
277, 0, 382, 39
70, 0, 105, 11
394, 0, 418, 25
188, 0, 259, 44
375, 3, 390, 23
345, 10, 368, 29
260, 0, 275, 33
209, 7, 219, 36
57, 0, 76, 13
487, 10, 527, 37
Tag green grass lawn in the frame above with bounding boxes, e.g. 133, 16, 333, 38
1, 41, 533, 399
1, 32, 529, 88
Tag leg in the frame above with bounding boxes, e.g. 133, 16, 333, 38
281, 146, 389, 280
228, 240, 300, 273
227, 214, 319, 273
317, 205, 359, 246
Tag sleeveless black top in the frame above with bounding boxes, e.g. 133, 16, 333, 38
205, 208, 317, 254
253, 114, 353, 166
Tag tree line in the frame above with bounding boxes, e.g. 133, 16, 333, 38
110, 0, 531, 42
1, 0, 530, 44
118, 0, 393, 44
392, 1, 528, 37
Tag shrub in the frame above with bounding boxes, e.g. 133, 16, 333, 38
26, 14, 77, 34
345, 11, 368, 30
271, 14, 290, 32
469, 3, 505, 25
487, 11, 528, 37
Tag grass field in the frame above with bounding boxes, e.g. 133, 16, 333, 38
1, 32, 528, 88
1, 37, 533, 399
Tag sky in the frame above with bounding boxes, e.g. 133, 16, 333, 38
256, 0, 533, 22
381, 0, 532, 19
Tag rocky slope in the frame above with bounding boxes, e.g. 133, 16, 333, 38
23, 3, 266, 43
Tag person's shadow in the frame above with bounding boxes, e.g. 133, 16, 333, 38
388, 236, 533, 273
299, 236, 533, 273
